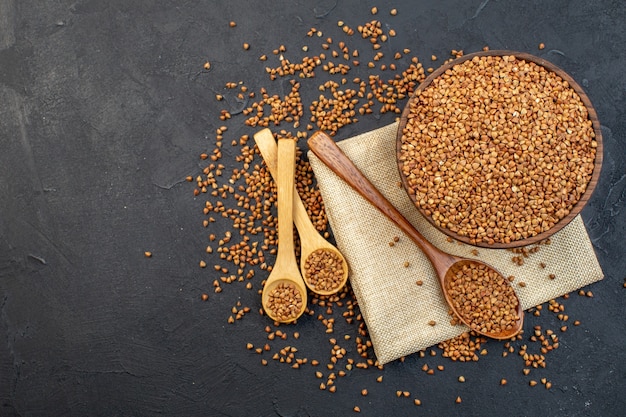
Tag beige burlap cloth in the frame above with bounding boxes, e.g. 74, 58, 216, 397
307, 122, 604, 364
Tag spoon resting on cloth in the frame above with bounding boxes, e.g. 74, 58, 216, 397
261, 138, 308, 324
254, 128, 349, 296
308, 131, 524, 340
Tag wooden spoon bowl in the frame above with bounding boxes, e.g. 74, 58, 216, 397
396, 50, 603, 248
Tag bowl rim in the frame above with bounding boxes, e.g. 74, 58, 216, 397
396, 50, 604, 249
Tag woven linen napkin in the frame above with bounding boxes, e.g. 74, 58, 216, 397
307, 122, 604, 365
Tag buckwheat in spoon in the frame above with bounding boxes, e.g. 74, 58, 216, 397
261, 138, 308, 323
254, 128, 349, 296
308, 131, 524, 339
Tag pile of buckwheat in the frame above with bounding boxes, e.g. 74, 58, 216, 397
398, 54, 598, 245
304, 248, 346, 293
446, 262, 520, 336
265, 282, 305, 322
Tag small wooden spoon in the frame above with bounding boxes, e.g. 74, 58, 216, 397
261, 138, 308, 323
308, 131, 524, 339
254, 129, 349, 296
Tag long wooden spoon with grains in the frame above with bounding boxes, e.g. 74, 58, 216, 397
308, 131, 524, 339
254, 128, 349, 296
261, 137, 308, 323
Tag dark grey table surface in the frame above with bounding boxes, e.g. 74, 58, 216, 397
1, 1, 625, 416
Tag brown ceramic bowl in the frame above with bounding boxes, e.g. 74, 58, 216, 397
396, 50, 603, 248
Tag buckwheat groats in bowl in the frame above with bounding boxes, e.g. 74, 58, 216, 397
397, 51, 603, 248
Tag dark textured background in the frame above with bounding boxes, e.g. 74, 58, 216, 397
1, 1, 625, 416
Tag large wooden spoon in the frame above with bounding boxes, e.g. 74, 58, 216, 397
261, 138, 307, 324
254, 128, 348, 296
308, 131, 524, 339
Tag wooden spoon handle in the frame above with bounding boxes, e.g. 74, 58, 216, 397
307, 131, 447, 265
276, 138, 297, 264
254, 129, 318, 236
